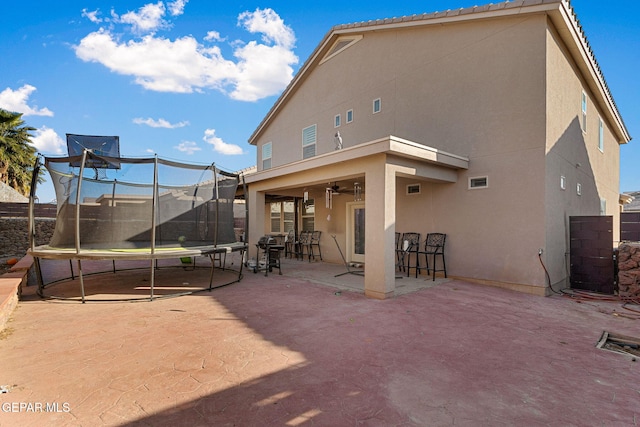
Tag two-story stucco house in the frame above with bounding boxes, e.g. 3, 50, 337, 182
244, 0, 631, 299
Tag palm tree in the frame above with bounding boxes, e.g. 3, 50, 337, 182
0, 108, 39, 196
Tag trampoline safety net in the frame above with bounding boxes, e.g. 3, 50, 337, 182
45, 152, 239, 251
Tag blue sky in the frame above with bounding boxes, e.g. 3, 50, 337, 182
1, 0, 638, 202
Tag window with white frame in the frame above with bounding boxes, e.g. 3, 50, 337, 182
301, 199, 315, 231
469, 176, 488, 189
598, 117, 604, 152
346, 109, 353, 123
581, 91, 587, 132
600, 198, 607, 215
262, 142, 272, 170
302, 124, 317, 159
269, 201, 295, 233
577, 183, 582, 196
560, 175, 566, 190
373, 98, 381, 114
334, 114, 341, 128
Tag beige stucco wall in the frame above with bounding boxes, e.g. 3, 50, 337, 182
544, 19, 621, 288
249, 10, 623, 295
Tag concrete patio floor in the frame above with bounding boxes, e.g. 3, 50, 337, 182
0, 254, 639, 426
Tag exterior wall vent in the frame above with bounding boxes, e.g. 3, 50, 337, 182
406, 184, 421, 195
469, 176, 488, 189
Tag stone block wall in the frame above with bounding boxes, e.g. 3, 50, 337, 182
0, 218, 55, 260
617, 243, 640, 297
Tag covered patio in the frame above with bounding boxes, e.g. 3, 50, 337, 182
245, 135, 469, 299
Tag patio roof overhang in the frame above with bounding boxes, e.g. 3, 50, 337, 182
244, 135, 469, 192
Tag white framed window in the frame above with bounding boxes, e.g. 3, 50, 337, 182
301, 199, 315, 231
373, 98, 381, 114
406, 184, 421, 195
469, 176, 488, 189
262, 142, 272, 170
269, 201, 295, 233
302, 124, 317, 159
560, 175, 566, 190
581, 91, 587, 133
346, 109, 353, 124
577, 183, 582, 196
598, 117, 604, 152
600, 198, 607, 215
334, 114, 341, 128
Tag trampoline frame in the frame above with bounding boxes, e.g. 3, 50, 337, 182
28, 151, 249, 302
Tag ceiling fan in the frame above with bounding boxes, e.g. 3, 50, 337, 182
327, 182, 342, 195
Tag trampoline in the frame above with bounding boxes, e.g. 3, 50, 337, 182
28, 146, 248, 302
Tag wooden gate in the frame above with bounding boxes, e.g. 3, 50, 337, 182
620, 212, 640, 242
569, 216, 615, 294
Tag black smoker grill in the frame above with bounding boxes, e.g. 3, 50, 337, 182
253, 236, 284, 276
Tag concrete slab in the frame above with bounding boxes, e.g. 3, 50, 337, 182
0, 255, 639, 426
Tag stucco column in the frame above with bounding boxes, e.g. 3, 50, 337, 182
248, 188, 265, 257
364, 161, 396, 299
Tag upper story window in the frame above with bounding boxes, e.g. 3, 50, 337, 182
581, 91, 587, 133
346, 109, 353, 124
598, 117, 604, 152
373, 98, 381, 114
262, 142, 272, 170
334, 114, 341, 128
302, 124, 317, 159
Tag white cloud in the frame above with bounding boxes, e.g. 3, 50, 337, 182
238, 8, 294, 49
174, 140, 201, 155
82, 8, 102, 24
204, 31, 224, 42
203, 129, 243, 155
168, 0, 188, 16
119, 2, 167, 34
0, 85, 53, 117
75, 6, 297, 101
133, 117, 189, 128
30, 127, 65, 154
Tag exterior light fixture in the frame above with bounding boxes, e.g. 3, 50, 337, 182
354, 182, 362, 201
334, 131, 343, 150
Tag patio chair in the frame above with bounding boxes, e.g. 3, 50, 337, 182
400, 232, 421, 277
284, 230, 295, 258
416, 233, 447, 280
307, 230, 322, 262
294, 230, 309, 260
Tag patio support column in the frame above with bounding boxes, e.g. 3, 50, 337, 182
248, 188, 266, 256
364, 160, 396, 299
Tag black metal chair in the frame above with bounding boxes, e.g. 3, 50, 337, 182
400, 232, 421, 277
307, 230, 322, 262
294, 230, 309, 260
284, 230, 295, 258
416, 233, 447, 280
